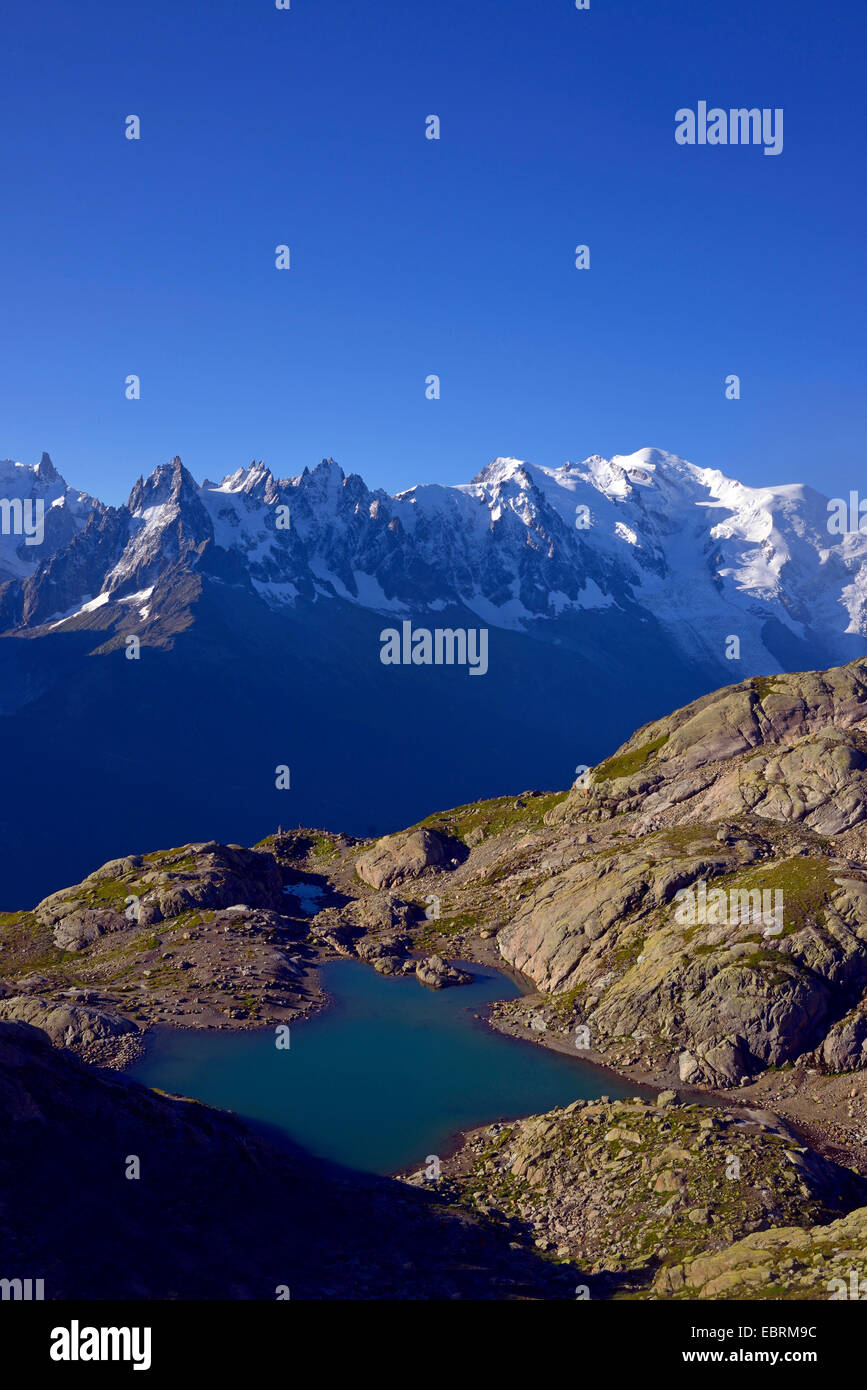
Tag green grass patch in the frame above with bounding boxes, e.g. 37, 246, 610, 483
752, 675, 780, 702
0, 912, 74, 977
438, 910, 478, 935
550, 982, 589, 1016
417, 791, 568, 844
311, 835, 340, 860
711, 856, 838, 938
594, 734, 669, 783
611, 937, 646, 971
81, 877, 133, 909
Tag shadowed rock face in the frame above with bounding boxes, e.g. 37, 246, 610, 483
0, 1020, 583, 1301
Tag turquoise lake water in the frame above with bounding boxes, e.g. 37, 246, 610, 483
128, 959, 641, 1173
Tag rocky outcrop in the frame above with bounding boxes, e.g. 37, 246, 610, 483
137, 843, 285, 921
35, 841, 285, 938
415, 955, 472, 989
355, 829, 447, 890
352, 939, 471, 987
818, 1004, 867, 1072
487, 661, 867, 1085
408, 1093, 864, 1286
356, 934, 416, 976
495, 830, 863, 1083
0, 840, 317, 1037
50, 907, 128, 951
0, 995, 138, 1056
552, 665, 867, 836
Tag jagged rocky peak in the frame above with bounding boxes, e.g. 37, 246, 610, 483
213, 459, 276, 496
309, 456, 347, 487
0, 451, 67, 496
97, 457, 213, 598
127, 455, 201, 514
35, 451, 59, 482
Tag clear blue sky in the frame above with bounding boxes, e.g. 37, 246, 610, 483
1, 0, 864, 505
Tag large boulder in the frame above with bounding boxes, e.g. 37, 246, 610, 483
356, 934, 414, 976
355, 829, 446, 890
415, 955, 472, 989
51, 908, 128, 951
819, 1006, 867, 1071
147, 844, 284, 917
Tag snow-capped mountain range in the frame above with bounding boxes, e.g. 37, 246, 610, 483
4, 442, 867, 907
2, 446, 866, 675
